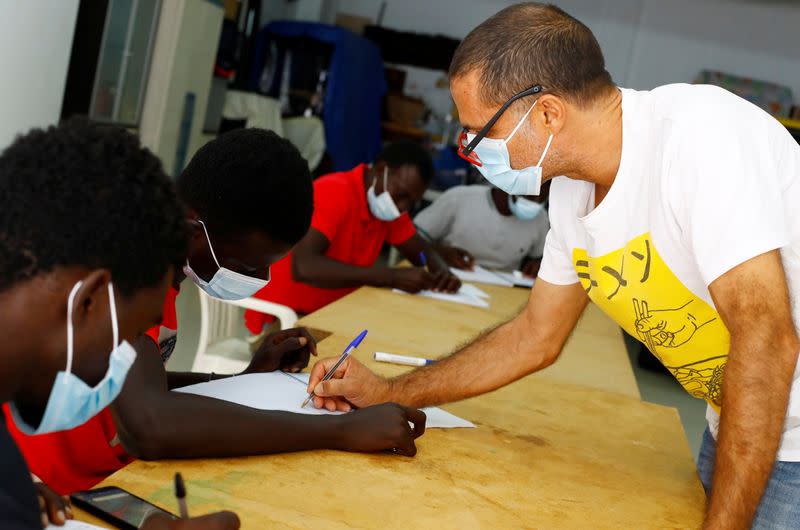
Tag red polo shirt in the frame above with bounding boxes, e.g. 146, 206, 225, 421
4, 286, 180, 494
245, 164, 416, 333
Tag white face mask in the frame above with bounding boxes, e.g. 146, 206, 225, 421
467, 100, 553, 196
367, 167, 401, 222
183, 219, 270, 300
9, 281, 137, 435
508, 195, 545, 221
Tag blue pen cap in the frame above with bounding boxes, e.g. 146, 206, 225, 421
349, 329, 368, 350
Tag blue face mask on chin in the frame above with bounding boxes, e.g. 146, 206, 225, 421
9, 281, 137, 435
467, 99, 554, 196
367, 166, 401, 222
508, 195, 545, 221
183, 219, 270, 301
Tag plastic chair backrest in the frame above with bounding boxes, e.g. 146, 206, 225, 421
192, 285, 299, 373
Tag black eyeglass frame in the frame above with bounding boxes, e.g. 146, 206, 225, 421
458, 84, 545, 161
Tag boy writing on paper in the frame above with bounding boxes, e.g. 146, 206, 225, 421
415, 181, 551, 278
245, 141, 461, 334
7, 128, 427, 496
0, 119, 238, 530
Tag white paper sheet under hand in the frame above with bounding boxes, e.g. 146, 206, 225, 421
392, 283, 490, 308
47, 521, 108, 530
459, 283, 490, 299
451, 264, 513, 286
175, 372, 474, 428
492, 270, 535, 288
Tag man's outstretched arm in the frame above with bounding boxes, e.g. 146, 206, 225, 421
308, 279, 588, 410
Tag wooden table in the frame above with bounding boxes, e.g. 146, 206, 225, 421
83, 379, 704, 529
83, 285, 705, 528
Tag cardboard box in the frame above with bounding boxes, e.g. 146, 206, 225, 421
386, 93, 426, 127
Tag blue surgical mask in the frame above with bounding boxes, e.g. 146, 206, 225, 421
508, 195, 545, 221
467, 100, 553, 196
367, 167, 401, 222
183, 219, 270, 300
9, 281, 137, 435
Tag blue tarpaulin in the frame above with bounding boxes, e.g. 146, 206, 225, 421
249, 21, 386, 171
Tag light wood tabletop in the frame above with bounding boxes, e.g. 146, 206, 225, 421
81, 283, 705, 528
83, 377, 704, 529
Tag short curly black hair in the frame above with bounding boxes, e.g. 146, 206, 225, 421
0, 118, 189, 296
376, 141, 434, 184
177, 128, 313, 245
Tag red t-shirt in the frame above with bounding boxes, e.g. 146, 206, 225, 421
245, 164, 416, 333
4, 286, 180, 494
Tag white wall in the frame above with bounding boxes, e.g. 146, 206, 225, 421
335, 0, 800, 99
0, 0, 79, 149
626, 0, 800, 97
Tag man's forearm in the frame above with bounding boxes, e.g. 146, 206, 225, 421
704, 336, 799, 529
115, 392, 346, 460
386, 309, 557, 408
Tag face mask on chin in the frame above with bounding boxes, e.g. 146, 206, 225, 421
508, 195, 545, 221
367, 166, 401, 222
183, 219, 270, 300
8, 281, 137, 435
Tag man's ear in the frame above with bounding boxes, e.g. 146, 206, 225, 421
538, 94, 567, 136
71, 269, 112, 328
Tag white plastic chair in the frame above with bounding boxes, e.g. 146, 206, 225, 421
191, 285, 298, 374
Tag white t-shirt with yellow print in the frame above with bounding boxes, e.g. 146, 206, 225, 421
539, 84, 800, 460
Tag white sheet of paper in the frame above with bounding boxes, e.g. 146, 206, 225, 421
492, 270, 535, 288
176, 371, 334, 416
47, 521, 108, 530
512, 270, 536, 287
459, 282, 490, 299
392, 284, 490, 308
175, 372, 474, 428
451, 264, 513, 286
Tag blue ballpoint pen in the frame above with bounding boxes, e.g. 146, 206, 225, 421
301, 329, 368, 408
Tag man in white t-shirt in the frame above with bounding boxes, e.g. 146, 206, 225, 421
304, 3, 800, 528
414, 182, 550, 275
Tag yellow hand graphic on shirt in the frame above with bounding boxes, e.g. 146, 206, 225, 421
574, 234, 730, 411
635, 301, 709, 348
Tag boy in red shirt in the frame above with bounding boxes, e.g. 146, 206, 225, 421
0, 119, 237, 529
246, 142, 461, 333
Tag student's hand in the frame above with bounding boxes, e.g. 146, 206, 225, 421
521, 258, 542, 278
429, 268, 461, 293
425, 255, 461, 293
335, 403, 426, 456
438, 246, 475, 270
34, 481, 72, 527
389, 268, 436, 293
308, 355, 390, 411
243, 328, 318, 374
142, 511, 240, 530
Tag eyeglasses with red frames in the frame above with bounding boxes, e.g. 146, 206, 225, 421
457, 84, 544, 167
